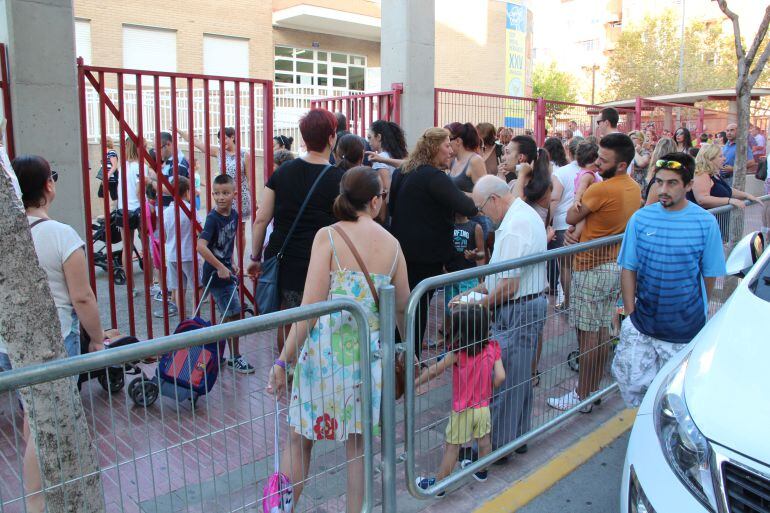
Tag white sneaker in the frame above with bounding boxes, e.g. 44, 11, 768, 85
546, 389, 592, 413
150, 284, 161, 295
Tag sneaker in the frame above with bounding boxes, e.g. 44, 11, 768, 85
153, 302, 178, 319
460, 459, 488, 482
152, 289, 166, 302
227, 355, 255, 374
150, 283, 161, 296
414, 477, 444, 498
546, 389, 592, 413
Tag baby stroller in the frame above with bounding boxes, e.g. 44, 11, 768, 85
127, 277, 237, 408
77, 328, 145, 394
92, 211, 143, 285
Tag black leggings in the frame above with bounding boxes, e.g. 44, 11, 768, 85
403, 261, 443, 361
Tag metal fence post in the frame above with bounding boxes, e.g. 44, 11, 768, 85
698, 107, 705, 136
634, 96, 643, 131
535, 97, 546, 146
379, 285, 398, 513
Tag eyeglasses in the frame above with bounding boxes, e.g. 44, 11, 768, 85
477, 194, 494, 214
596, 119, 606, 125
378, 190, 388, 199
655, 159, 683, 170
449, 136, 459, 141
50, 170, 59, 182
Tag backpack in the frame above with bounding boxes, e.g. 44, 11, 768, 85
157, 317, 227, 395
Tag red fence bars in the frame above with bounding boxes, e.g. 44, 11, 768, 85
0, 43, 15, 159
434, 88, 637, 146
77, 59, 273, 339
310, 84, 402, 138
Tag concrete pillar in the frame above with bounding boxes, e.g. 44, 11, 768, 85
381, 0, 435, 145
2, 0, 85, 237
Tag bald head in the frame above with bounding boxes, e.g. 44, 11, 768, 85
726, 123, 737, 142
472, 175, 514, 226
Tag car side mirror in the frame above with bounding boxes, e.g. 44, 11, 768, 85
725, 231, 765, 277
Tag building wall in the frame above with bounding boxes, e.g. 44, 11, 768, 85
73, 0, 274, 79
434, 0, 509, 95
273, 0, 380, 18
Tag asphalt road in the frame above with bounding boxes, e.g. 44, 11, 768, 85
518, 432, 630, 513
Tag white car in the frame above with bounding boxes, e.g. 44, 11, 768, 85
621, 232, 769, 513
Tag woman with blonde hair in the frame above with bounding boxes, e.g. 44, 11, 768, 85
628, 130, 651, 189
688, 143, 760, 209
389, 127, 478, 359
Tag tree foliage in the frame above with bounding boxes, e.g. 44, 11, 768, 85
533, 61, 578, 120
604, 9, 737, 100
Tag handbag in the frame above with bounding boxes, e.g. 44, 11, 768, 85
330, 225, 414, 400
262, 398, 294, 513
256, 164, 331, 315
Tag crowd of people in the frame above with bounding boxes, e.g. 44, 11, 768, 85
3, 102, 768, 510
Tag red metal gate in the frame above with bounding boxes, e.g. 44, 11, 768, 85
0, 43, 15, 159
310, 84, 402, 138
77, 59, 273, 339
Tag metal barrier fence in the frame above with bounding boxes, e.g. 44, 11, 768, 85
434, 89, 636, 146
0, 298, 377, 513
310, 86, 402, 139
77, 61, 274, 341
0, 43, 15, 159
402, 197, 768, 499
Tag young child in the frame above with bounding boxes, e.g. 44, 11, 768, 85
196, 174, 254, 374
414, 305, 505, 495
436, 213, 485, 346
159, 176, 199, 319
573, 164, 601, 209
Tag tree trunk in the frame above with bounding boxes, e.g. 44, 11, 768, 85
728, 89, 752, 244
0, 158, 105, 513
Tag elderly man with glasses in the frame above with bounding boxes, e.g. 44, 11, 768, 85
450, 175, 547, 461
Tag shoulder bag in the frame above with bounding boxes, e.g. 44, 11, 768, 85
256, 164, 331, 314
330, 224, 414, 400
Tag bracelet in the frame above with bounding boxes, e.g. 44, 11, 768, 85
274, 359, 287, 370
249, 253, 260, 262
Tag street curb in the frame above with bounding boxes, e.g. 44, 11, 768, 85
472, 408, 637, 513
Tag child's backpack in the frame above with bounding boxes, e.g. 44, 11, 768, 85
157, 317, 226, 395
262, 399, 294, 513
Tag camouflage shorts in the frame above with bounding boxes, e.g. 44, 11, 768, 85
610, 317, 687, 408
569, 263, 621, 332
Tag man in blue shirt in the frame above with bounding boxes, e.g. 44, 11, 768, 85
612, 152, 726, 407
720, 123, 756, 187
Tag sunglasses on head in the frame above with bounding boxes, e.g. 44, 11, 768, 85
655, 159, 683, 170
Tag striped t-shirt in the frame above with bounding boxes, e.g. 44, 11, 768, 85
617, 201, 726, 343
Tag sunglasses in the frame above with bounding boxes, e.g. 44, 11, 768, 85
50, 170, 59, 182
655, 159, 683, 170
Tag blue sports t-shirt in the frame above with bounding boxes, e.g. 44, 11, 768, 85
617, 201, 726, 343
199, 208, 239, 288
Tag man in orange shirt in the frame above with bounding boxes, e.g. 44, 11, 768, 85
547, 133, 641, 412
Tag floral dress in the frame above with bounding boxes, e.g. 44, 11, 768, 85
288, 229, 399, 441
220, 150, 252, 219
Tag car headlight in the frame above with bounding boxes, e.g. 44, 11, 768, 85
653, 353, 719, 511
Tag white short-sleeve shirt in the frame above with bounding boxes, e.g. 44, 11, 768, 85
484, 198, 547, 299
163, 200, 200, 262
553, 161, 580, 231
371, 151, 395, 176
28, 216, 85, 338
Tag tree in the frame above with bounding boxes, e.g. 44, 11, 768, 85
604, 9, 737, 100
716, 1, 770, 244
0, 157, 105, 512
532, 62, 579, 125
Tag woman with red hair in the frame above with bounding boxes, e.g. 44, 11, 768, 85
249, 108, 345, 349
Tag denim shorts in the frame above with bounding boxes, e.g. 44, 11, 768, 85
210, 281, 242, 319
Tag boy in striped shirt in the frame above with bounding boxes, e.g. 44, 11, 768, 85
612, 152, 726, 407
